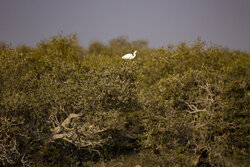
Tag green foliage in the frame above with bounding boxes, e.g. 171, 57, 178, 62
88, 40, 106, 56
0, 34, 249, 166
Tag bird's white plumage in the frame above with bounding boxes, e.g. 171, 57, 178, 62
122, 50, 137, 59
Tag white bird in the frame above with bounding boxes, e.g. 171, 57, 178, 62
122, 50, 137, 59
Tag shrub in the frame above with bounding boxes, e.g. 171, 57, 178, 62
0, 34, 249, 166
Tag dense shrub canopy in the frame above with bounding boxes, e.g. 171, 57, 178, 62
0, 34, 249, 166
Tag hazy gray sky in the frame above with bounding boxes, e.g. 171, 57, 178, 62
0, 0, 249, 51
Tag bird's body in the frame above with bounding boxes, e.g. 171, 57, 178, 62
122, 50, 137, 59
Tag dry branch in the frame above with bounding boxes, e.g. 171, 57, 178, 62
185, 102, 207, 114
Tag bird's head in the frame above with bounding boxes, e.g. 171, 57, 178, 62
134, 50, 137, 54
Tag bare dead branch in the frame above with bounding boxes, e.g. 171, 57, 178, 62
185, 102, 207, 114
51, 113, 83, 135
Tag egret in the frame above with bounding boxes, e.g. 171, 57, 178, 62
122, 50, 137, 59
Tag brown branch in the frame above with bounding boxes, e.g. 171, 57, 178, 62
51, 113, 83, 135
185, 102, 207, 114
